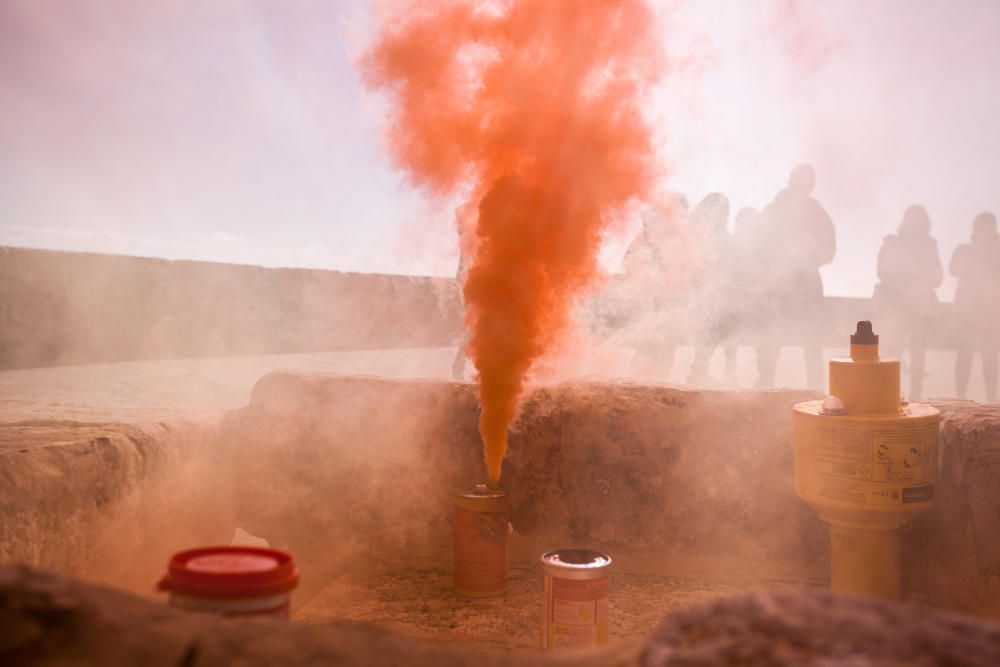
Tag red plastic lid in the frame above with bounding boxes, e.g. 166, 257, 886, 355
157, 546, 299, 599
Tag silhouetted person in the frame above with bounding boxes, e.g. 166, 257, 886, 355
687, 193, 738, 385
624, 208, 672, 379
873, 205, 942, 400
731, 206, 760, 256
755, 165, 836, 391
950, 211, 1000, 403
451, 203, 476, 380
727, 207, 764, 382
625, 194, 690, 380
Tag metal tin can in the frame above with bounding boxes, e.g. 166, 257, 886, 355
157, 546, 299, 618
453, 484, 508, 597
541, 548, 611, 649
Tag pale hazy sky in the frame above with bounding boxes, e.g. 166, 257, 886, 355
1, 0, 998, 298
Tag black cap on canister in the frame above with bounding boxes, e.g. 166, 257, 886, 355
850, 320, 879, 345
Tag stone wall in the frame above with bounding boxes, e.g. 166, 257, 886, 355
0, 246, 962, 370
908, 401, 1000, 613
2, 375, 997, 618
225, 375, 826, 594
0, 246, 462, 369
0, 421, 228, 591
226, 374, 1000, 617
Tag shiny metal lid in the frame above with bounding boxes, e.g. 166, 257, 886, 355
454, 484, 507, 512
541, 548, 612, 579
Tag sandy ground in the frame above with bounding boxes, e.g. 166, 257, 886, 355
295, 554, 825, 650
0, 344, 989, 424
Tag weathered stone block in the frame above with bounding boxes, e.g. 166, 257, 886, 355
3, 565, 999, 666
643, 590, 1000, 667
907, 401, 1000, 615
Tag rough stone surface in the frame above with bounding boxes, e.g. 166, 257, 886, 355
227, 375, 1000, 618
0, 564, 638, 666
2, 372, 999, 629
0, 420, 235, 593
228, 374, 827, 594
642, 590, 1000, 667
0, 424, 172, 571
908, 401, 1000, 615
4, 565, 999, 666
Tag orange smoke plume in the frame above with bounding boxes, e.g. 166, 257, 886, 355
364, 0, 663, 482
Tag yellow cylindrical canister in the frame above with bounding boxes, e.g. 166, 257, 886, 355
793, 403, 939, 529
793, 321, 940, 599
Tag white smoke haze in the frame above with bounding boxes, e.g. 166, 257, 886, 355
1, 1, 997, 292
0, 4, 998, 659
0, 0, 996, 403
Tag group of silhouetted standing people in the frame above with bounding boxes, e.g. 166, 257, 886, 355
874, 207, 1000, 403
620, 164, 1000, 403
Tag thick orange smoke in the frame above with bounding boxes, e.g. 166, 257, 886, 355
364, 0, 663, 482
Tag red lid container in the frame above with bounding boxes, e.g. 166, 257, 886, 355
158, 546, 299, 599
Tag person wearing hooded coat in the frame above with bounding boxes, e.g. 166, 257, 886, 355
622, 195, 692, 381
873, 204, 943, 401
950, 211, 1000, 403
754, 164, 836, 391
686, 193, 737, 385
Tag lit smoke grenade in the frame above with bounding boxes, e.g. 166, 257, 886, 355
363, 0, 664, 482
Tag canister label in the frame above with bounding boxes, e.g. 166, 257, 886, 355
797, 415, 938, 509
545, 576, 609, 649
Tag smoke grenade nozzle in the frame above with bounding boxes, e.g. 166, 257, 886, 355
851, 320, 879, 345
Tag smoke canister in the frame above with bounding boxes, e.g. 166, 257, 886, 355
794, 321, 940, 599
541, 549, 611, 650
157, 546, 299, 618
453, 484, 508, 597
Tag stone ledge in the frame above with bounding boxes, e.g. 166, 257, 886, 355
0, 564, 638, 666
908, 401, 1000, 615
0, 421, 225, 589
3, 565, 999, 666
2, 374, 998, 623
235, 374, 1000, 616
642, 589, 1000, 667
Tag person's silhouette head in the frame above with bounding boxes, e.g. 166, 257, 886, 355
972, 211, 998, 244
641, 208, 666, 236
788, 164, 816, 197
693, 192, 730, 233
666, 191, 689, 215
899, 205, 931, 239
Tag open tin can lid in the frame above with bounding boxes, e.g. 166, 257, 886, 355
157, 546, 299, 599
541, 548, 612, 579
454, 483, 507, 512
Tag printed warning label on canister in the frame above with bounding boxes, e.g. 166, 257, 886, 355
549, 576, 609, 648
818, 482, 865, 504
804, 418, 938, 507
555, 598, 595, 624
815, 425, 872, 479
873, 422, 938, 483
